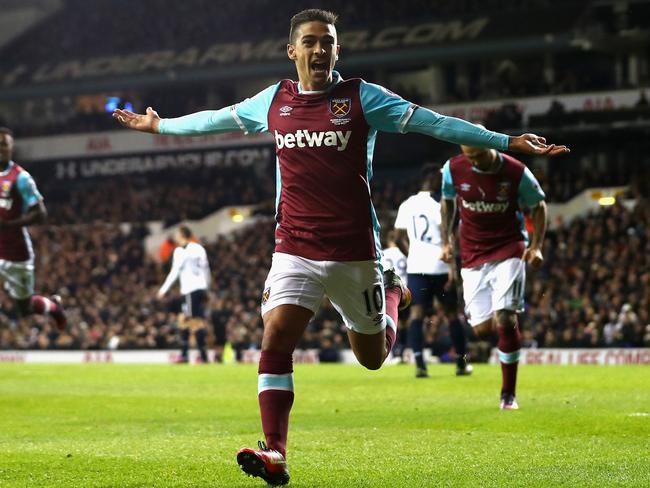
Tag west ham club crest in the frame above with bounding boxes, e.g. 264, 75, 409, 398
329, 98, 351, 118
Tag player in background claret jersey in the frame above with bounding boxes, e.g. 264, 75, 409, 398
441, 143, 548, 411
394, 163, 472, 378
0, 127, 67, 331
158, 226, 211, 364
114, 9, 568, 485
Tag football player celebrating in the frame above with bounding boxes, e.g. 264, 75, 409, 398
115, 9, 567, 485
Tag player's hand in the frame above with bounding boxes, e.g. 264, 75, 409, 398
113, 107, 161, 133
440, 243, 453, 263
509, 134, 570, 156
156, 290, 165, 300
523, 247, 544, 268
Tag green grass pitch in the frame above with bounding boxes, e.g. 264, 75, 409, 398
1, 363, 649, 487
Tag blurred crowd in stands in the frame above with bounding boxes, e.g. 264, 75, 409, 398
38, 166, 275, 226
524, 203, 649, 349
0, 186, 648, 359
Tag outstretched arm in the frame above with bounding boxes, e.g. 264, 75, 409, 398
114, 82, 280, 136
113, 106, 239, 136
359, 81, 569, 156
405, 107, 569, 156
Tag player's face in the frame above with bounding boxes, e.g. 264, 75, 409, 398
461, 146, 494, 171
0, 133, 13, 164
288, 21, 340, 91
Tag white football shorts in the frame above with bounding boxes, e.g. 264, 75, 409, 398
261, 252, 387, 335
0, 259, 35, 300
460, 257, 525, 326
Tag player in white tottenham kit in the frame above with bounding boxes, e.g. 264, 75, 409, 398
394, 164, 472, 377
158, 226, 211, 363
381, 229, 408, 360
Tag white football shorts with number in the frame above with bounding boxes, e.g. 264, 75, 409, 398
261, 252, 387, 335
460, 257, 525, 326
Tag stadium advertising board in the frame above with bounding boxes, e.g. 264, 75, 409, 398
3, 18, 489, 86
24, 145, 274, 181
489, 348, 650, 366
1, 7, 583, 88
16, 129, 273, 162
0, 350, 321, 364
2, 349, 649, 365
432, 88, 642, 126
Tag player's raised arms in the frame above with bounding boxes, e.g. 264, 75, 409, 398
115, 105, 569, 158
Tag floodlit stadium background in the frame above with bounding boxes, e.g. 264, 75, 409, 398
0, 0, 648, 364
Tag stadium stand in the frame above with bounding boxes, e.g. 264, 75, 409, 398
0, 0, 648, 362
37, 166, 275, 225
0, 0, 638, 136
1, 193, 648, 356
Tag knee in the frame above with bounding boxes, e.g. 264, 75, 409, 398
262, 325, 284, 349
473, 320, 493, 339
261, 321, 296, 355
496, 310, 517, 330
359, 357, 383, 371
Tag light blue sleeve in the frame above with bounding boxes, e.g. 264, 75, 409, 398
232, 82, 282, 134
158, 82, 280, 136
404, 107, 510, 150
359, 81, 418, 133
518, 167, 546, 207
441, 160, 456, 199
16, 171, 42, 208
158, 107, 240, 135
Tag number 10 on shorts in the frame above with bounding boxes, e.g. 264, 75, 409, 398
362, 284, 383, 315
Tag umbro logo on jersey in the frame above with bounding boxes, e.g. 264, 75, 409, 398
274, 130, 352, 152
279, 106, 292, 116
460, 183, 471, 192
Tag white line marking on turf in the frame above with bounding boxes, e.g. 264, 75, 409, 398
627, 412, 650, 417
